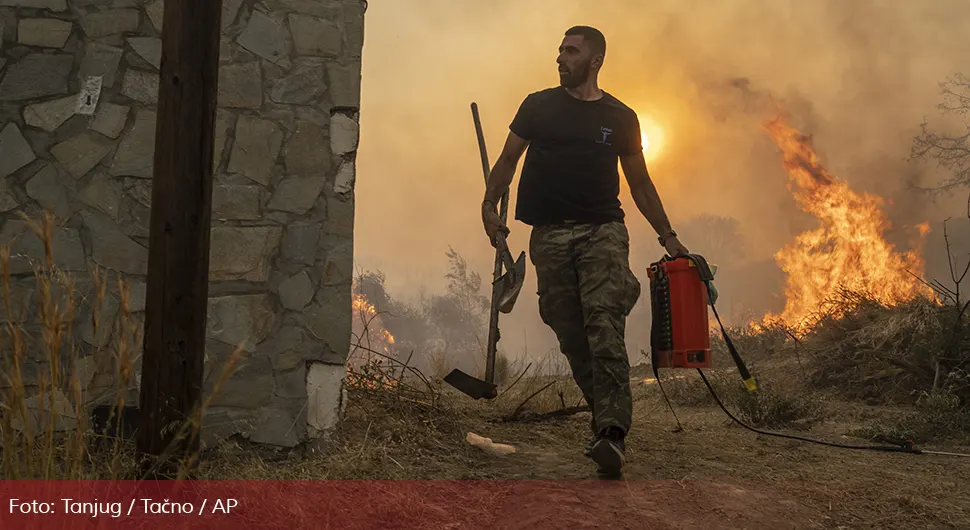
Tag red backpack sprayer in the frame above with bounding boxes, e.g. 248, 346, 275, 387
648, 254, 754, 379
647, 253, 969, 458
646, 253, 755, 431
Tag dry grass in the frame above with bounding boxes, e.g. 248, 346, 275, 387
850, 389, 970, 444
649, 362, 828, 431
0, 212, 127, 480
789, 288, 970, 443
0, 213, 240, 480
195, 343, 592, 481
694, 286, 970, 443
803, 290, 955, 402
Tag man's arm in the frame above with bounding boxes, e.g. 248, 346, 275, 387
619, 151, 675, 240
483, 131, 529, 210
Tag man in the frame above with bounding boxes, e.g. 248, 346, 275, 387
480, 25, 689, 477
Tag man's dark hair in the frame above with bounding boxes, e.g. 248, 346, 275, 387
565, 25, 606, 57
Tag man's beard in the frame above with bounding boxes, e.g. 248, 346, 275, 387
559, 62, 590, 88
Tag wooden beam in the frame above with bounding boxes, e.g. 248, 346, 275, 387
137, 0, 223, 477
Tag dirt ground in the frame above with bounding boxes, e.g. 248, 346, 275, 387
473, 408, 970, 529
202, 373, 970, 530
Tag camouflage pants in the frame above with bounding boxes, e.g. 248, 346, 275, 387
529, 221, 641, 436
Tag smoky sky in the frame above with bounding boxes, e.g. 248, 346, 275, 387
353, 0, 970, 360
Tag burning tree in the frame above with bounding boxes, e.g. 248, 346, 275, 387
347, 280, 400, 391
346, 248, 494, 389
760, 113, 937, 330
352, 288, 396, 353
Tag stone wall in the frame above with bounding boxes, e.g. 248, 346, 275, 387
0, 0, 365, 448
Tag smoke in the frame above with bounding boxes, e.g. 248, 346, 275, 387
354, 0, 970, 363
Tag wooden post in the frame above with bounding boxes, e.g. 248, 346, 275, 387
137, 0, 223, 477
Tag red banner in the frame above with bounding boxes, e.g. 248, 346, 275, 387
0, 479, 803, 529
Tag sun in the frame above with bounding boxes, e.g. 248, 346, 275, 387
638, 115, 665, 163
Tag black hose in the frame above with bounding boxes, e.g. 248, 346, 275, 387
696, 369, 926, 454
647, 253, 970, 458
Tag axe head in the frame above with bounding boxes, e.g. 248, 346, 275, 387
496, 250, 526, 314
443, 369, 498, 400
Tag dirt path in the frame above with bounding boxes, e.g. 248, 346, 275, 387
203, 379, 969, 529
483, 479, 808, 529
463, 408, 970, 529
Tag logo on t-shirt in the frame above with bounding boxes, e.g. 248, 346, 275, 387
598, 126, 612, 146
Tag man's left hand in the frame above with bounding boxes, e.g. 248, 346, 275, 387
664, 236, 689, 258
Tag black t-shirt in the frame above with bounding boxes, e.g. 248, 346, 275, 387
509, 86, 641, 226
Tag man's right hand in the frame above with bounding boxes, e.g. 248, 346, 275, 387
482, 201, 509, 248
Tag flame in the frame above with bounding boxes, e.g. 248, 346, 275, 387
352, 292, 396, 348
759, 114, 936, 330
347, 291, 398, 390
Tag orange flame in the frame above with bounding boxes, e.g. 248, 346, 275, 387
347, 291, 398, 390
759, 114, 936, 330
352, 292, 396, 348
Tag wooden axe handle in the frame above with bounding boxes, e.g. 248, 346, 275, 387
472, 101, 506, 386
471, 102, 510, 225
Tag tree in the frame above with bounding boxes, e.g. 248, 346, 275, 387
911, 73, 970, 198
350, 248, 493, 376
677, 214, 747, 267
423, 248, 491, 362
351, 269, 429, 364
355, 270, 390, 309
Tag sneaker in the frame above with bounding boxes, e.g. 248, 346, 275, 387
589, 429, 625, 477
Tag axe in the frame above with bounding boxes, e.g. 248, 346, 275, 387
492, 230, 526, 314
443, 102, 526, 400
